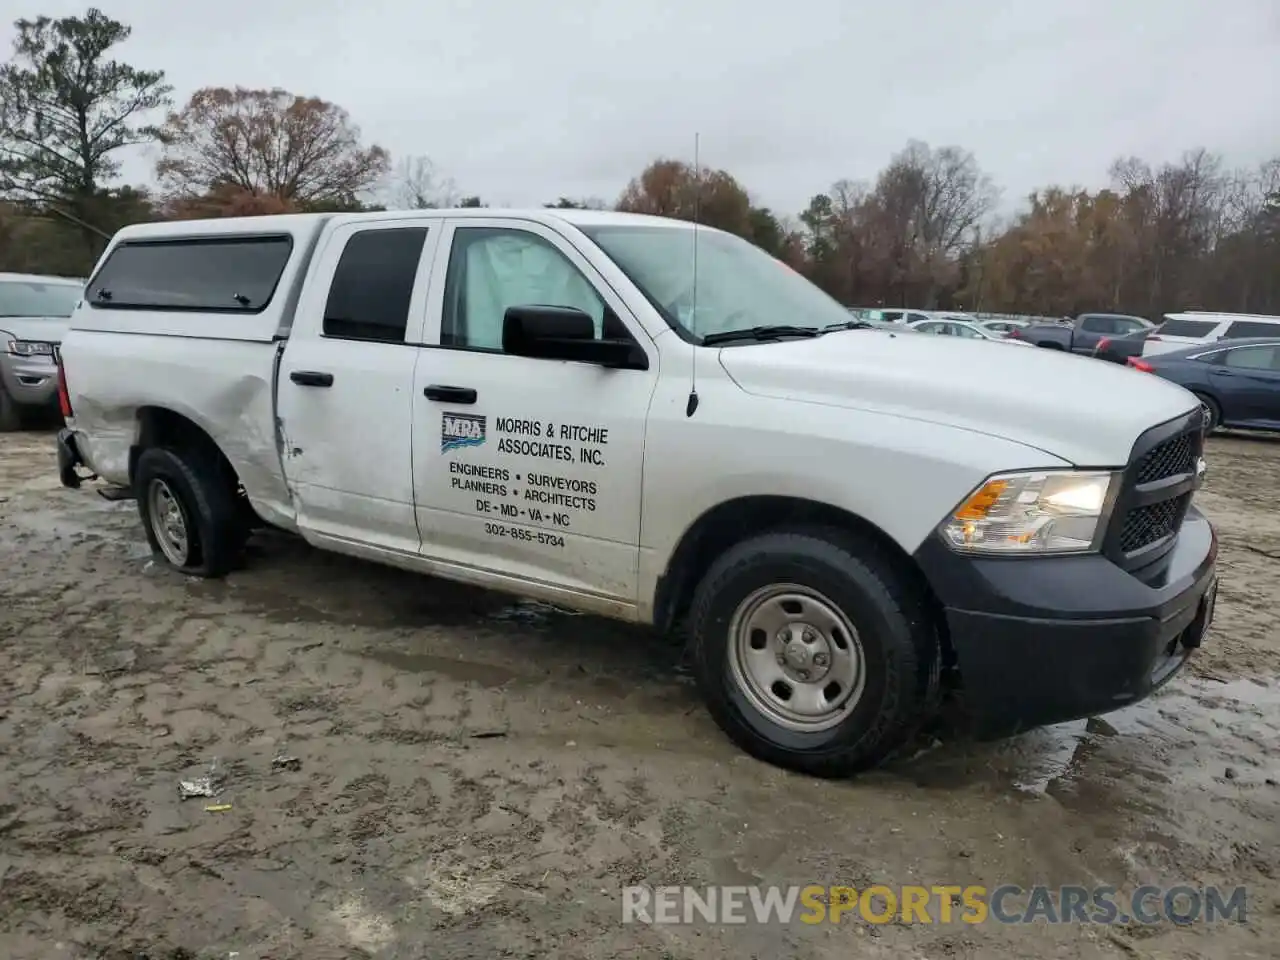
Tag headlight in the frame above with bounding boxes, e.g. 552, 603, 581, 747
6, 339, 54, 357
940, 470, 1118, 555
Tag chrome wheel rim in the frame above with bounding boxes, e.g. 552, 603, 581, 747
727, 584, 867, 732
148, 478, 191, 566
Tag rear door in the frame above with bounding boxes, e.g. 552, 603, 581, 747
1073, 315, 1117, 352
277, 219, 441, 552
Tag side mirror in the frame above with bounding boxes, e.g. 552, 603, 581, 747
502, 305, 647, 369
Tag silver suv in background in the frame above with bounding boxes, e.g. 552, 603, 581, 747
0, 273, 85, 430
1142, 312, 1280, 358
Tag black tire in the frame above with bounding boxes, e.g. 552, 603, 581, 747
0, 383, 23, 432
1192, 393, 1221, 433
134, 446, 243, 577
688, 527, 940, 778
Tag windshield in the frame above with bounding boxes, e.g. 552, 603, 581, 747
0, 279, 82, 318
580, 225, 853, 341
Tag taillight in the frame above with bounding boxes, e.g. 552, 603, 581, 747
1126, 357, 1154, 373
1097, 337, 1111, 352
1007, 328, 1022, 338
56, 354, 72, 418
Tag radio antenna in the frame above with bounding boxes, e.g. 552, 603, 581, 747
685, 131, 701, 418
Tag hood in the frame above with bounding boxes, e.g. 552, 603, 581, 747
0, 316, 70, 345
717, 329, 1199, 466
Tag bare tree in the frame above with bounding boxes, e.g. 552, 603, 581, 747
156, 87, 389, 209
388, 155, 458, 209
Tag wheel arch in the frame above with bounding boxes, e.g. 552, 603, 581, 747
130, 406, 243, 497
653, 494, 950, 661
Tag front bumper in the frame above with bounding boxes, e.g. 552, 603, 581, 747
0, 354, 59, 407
914, 506, 1217, 736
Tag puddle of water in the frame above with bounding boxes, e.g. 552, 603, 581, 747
902, 674, 1280, 799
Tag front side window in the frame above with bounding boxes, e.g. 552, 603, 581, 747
582, 224, 853, 342
88, 236, 292, 312
1113, 318, 1148, 335
323, 227, 428, 343
0, 280, 82, 318
442, 228, 606, 351
954, 324, 985, 339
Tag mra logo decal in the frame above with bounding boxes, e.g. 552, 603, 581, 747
441, 413, 486, 452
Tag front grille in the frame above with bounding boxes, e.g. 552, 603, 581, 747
1120, 495, 1187, 552
1135, 433, 1195, 485
1106, 410, 1204, 570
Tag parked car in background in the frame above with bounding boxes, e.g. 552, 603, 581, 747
980, 319, 1029, 336
908, 317, 1034, 346
1140, 312, 1280, 358
1010, 313, 1152, 354
868, 308, 934, 325
1127, 337, 1280, 432
1, 272, 85, 431
1093, 327, 1157, 365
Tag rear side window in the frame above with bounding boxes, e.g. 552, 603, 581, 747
323, 227, 428, 343
1157, 317, 1218, 337
1079, 316, 1114, 333
87, 236, 292, 312
1222, 320, 1280, 339
1223, 345, 1280, 371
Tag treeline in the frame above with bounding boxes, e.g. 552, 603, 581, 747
2, 8, 1277, 319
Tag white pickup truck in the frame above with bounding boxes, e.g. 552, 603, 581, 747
55, 208, 1218, 777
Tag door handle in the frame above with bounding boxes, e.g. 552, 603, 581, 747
1211, 369, 1234, 377
424, 385, 477, 404
290, 370, 334, 387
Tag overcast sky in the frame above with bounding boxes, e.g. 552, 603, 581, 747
6, 0, 1279, 216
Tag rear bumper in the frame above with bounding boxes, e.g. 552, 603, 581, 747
57, 427, 89, 488
914, 506, 1217, 736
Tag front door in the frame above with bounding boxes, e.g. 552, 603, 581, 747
1214, 343, 1280, 425
278, 219, 441, 552
411, 218, 658, 606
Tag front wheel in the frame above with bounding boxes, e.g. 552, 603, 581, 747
688, 528, 940, 778
1192, 393, 1221, 433
0, 383, 23, 432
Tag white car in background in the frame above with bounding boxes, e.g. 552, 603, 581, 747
1141, 312, 1280, 357
980, 319, 1030, 336
907, 317, 1034, 346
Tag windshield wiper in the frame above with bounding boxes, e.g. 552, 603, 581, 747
822, 320, 874, 332
701, 325, 820, 345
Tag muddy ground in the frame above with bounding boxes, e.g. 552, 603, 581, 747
0, 429, 1277, 960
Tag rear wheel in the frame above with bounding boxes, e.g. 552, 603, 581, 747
688, 528, 940, 778
1193, 393, 1221, 432
134, 446, 243, 577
